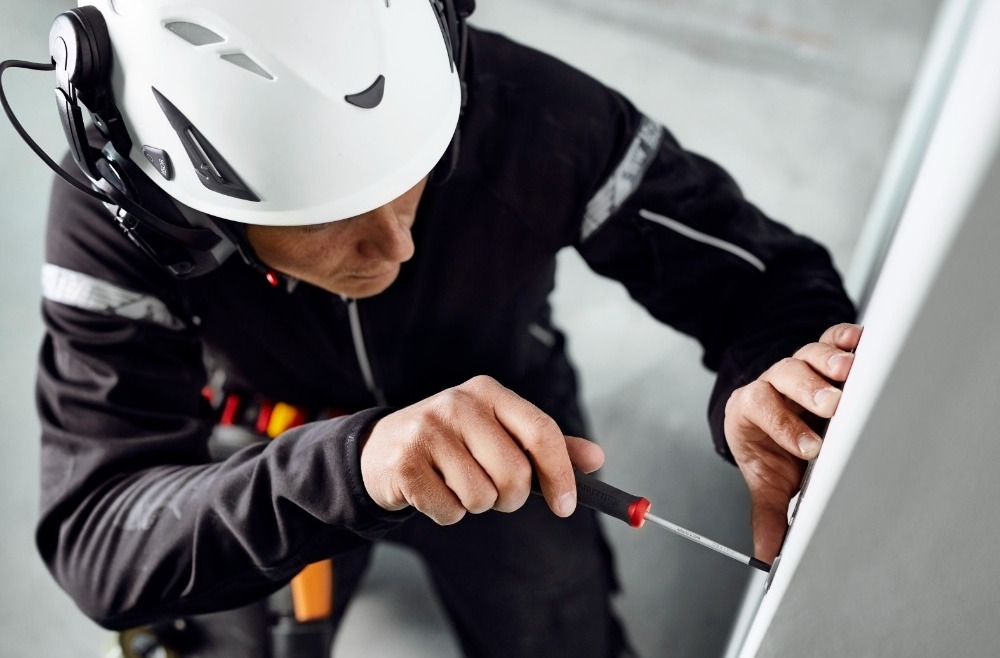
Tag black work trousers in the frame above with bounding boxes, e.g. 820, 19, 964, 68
165, 496, 631, 658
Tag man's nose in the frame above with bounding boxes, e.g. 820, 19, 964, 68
358, 206, 415, 262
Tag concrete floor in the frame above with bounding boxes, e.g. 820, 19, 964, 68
0, 0, 939, 656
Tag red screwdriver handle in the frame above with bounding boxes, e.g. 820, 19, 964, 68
574, 470, 651, 527
532, 470, 650, 527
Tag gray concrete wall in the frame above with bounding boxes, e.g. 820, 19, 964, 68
543, 0, 936, 105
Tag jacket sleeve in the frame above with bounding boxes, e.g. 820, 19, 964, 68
574, 104, 856, 461
36, 179, 409, 630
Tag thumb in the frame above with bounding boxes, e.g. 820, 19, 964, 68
749, 491, 791, 564
564, 435, 605, 473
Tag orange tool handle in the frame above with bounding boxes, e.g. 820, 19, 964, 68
289, 559, 334, 622
267, 402, 334, 622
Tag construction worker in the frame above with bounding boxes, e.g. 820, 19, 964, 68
16, 1, 858, 656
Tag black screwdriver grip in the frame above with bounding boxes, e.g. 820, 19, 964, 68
531, 470, 651, 527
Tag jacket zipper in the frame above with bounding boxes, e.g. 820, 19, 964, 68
346, 299, 387, 406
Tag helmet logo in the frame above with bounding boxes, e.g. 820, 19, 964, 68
345, 75, 386, 110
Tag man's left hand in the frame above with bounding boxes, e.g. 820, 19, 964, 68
723, 322, 862, 563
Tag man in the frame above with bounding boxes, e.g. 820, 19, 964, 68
29, 1, 857, 656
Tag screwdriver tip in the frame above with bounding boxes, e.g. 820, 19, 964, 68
749, 557, 772, 573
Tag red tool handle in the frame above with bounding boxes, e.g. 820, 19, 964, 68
532, 470, 650, 528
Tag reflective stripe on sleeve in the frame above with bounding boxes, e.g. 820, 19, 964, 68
638, 209, 767, 272
41, 263, 186, 330
581, 115, 664, 242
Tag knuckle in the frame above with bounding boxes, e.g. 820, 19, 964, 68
376, 433, 410, 471
394, 404, 444, 441
388, 460, 427, 500
467, 488, 499, 515
726, 383, 763, 427
463, 374, 498, 394
390, 451, 424, 487
493, 492, 529, 514
491, 460, 532, 505
436, 507, 466, 526
798, 377, 822, 401
770, 411, 801, 443
775, 356, 798, 372
744, 380, 775, 409
380, 447, 404, 475
406, 488, 430, 514
725, 386, 747, 416
792, 343, 821, 360
456, 468, 499, 514
509, 456, 534, 486
367, 470, 402, 509
742, 456, 772, 486
436, 387, 468, 413
409, 490, 464, 526
527, 411, 559, 437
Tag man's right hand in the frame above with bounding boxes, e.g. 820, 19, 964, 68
360, 375, 605, 525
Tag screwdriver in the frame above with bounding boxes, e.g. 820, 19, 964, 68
533, 470, 771, 573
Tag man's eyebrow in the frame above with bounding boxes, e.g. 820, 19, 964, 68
296, 221, 335, 232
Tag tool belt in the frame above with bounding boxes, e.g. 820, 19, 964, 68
110, 390, 348, 658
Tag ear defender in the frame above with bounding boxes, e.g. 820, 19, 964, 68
49, 7, 110, 98
50, 8, 132, 174
50, 8, 110, 180
42, 7, 244, 280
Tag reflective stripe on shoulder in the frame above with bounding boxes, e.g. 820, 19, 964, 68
638, 209, 767, 273
581, 115, 664, 242
41, 264, 186, 330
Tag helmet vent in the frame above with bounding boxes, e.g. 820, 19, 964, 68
164, 22, 225, 47
345, 75, 386, 109
220, 53, 274, 81
152, 87, 261, 203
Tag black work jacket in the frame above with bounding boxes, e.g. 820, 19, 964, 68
36, 29, 854, 629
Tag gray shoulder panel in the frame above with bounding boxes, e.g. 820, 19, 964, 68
41, 264, 186, 331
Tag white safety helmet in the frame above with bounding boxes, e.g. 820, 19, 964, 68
82, 0, 463, 226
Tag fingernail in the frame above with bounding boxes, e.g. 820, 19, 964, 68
797, 434, 822, 458
827, 352, 854, 369
814, 387, 841, 407
556, 492, 576, 517
842, 323, 862, 338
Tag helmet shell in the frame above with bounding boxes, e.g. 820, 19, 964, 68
83, 0, 461, 225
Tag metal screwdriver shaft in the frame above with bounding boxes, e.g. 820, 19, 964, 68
643, 512, 771, 573
533, 469, 771, 573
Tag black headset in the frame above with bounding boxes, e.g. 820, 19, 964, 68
46, 6, 243, 279
1, 0, 476, 282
